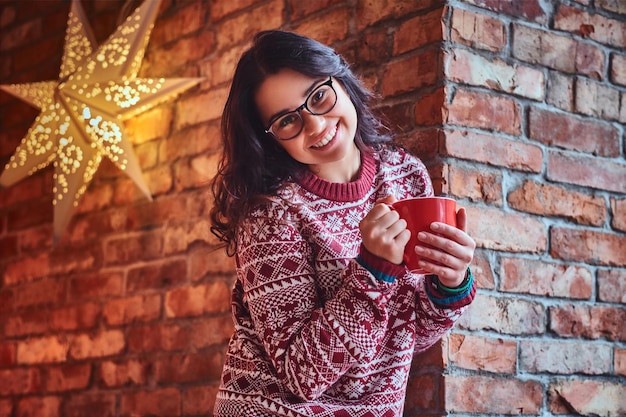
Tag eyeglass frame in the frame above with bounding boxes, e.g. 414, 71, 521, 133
263, 76, 337, 141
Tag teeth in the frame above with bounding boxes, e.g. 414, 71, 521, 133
312, 125, 337, 148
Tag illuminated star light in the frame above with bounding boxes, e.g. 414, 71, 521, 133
0, 0, 202, 243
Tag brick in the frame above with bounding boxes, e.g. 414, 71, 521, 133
606, 186, 626, 214
210, 0, 257, 21
0, 19, 42, 52
0, 235, 17, 258
182, 385, 220, 416
356, 0, 438, 31
50, 302, 100, 331
449, 8, 506, 52
546, 70, 574, 111
127, 323, 190, 353
610, 53, 626, 86
598, 269, 626, 303
550, 304, 626, 341
164, 281, 231, 318
174, 86, 229, 129
4, 252, 49, 285
465, 206, 547, 253
616, 348, 626, 376
0, 368, 42, 395
62, 392, 116, 417
162, 218, 218, 254
447, 89, 522, 136
159, 122, 219, 162
597, 0, 626, 14
126, 195, 188, 230
103, 294, 161, 326
294, 8, 350, 47
404, 373, 442, 412
69, 330, 125, 360
124, 105, 174, 144
68, 271, 123, 301
155, 351, 223, 383
215, 0, 284, 49
5, 309, 49, 337
520, 339, 611, 374
575, 78, 622, 121
512, 24, 605, 78
120, 388, 181, 417
446, 375, 543, 414
551, 227, 626, 267
103, 231, 163, 265
144, 30, 215, 75
507, 180, 606, 226
415, 87, 446, 125
547, 151, 626, 194
17, 335, 68, 364
548, 380, 626, 416
0, 399, 12, 417
446, 49, 544, 100
46, 363, 91, 392
174, 154, 221, 191
0, 343, 16, 367
288, 0, 336, 20
394, 8, 443, 55
150, 1, 205, 46
0, 174, 44, 207
500, 257, 593, 299
16, 396, 60, 417
382, 48, 440, 97
459, 293, 545, 335
448, 334, 516, 373
191, 316, 234, 349
99, 359, 149, 388
555, 4, 626, 48
529, 107, 620, 156
188, 246, 236, 281
443, 129, 542, 172
127, 259, 187, 292
448, 165, 502, 205
68, 208, 127, 242
470, 250, 495, 290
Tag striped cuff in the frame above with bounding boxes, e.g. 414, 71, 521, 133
356, 245, 405, 284
425, 268, 475, 308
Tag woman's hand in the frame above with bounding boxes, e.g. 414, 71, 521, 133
360, 196, 410, 264
414, 207, 476, 287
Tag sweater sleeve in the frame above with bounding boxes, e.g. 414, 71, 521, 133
235, 209, 396, 401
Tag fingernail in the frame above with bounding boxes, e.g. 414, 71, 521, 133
418, 232, 427, 240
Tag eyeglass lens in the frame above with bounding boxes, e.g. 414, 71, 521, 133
270, 80, 337, 140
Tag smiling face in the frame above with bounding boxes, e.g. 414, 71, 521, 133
255, 68, 360, 183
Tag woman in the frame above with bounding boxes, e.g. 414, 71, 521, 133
210, 30, 476, 416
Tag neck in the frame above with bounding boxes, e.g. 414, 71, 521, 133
310, 144, 361, 183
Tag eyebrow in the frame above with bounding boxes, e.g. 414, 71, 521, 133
266, 77, 327, 126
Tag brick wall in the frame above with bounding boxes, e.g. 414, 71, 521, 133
0, 1, 624, 416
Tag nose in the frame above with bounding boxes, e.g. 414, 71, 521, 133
301, 111, 326, 135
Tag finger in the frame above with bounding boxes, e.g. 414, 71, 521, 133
376, 195, 397, 205
456, 207, 467, 232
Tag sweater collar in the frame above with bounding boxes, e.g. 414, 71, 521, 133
297, 151, 377, 202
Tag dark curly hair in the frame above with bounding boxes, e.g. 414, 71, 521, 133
210, 30, 392, 255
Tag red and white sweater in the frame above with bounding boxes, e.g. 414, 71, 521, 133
214, 146, 475, 417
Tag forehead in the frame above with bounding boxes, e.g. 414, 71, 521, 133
255, 69, 320, 122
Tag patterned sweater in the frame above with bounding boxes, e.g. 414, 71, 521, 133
214, 146, 475, 417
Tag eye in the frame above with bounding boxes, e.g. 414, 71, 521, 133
309, 87, 329, 108
276, 112, 298, 129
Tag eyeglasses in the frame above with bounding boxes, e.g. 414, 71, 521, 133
264, 77, 337, 141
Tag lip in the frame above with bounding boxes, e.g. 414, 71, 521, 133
310, 124, 338, 149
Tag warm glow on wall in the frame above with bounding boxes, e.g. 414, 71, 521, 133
0, 0, 202, 243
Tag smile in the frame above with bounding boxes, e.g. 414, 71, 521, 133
311, 125, 337, 148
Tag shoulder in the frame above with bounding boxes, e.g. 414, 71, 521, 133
376, 144, 427, 171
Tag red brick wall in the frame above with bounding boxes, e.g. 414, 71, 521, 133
0, 1, 624, 416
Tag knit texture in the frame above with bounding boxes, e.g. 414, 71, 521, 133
214, 146, 475, 416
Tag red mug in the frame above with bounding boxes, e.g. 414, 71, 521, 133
391, 197, 457, 274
